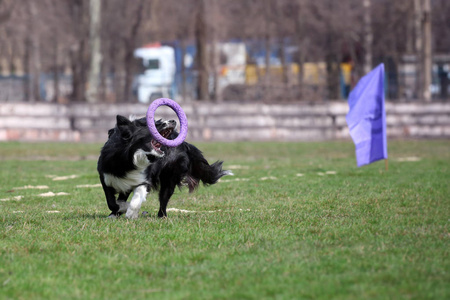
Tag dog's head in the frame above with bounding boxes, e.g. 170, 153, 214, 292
148, 118, 178, 156
112, 115, 177, 158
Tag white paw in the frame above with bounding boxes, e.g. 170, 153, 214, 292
125, 208, 139, 219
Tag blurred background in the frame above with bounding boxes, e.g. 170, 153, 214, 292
0, 0, 449, 104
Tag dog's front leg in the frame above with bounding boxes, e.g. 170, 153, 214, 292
100, 175, 121, 217
125, 185, 147, 219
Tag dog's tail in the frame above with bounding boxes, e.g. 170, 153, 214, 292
185, 145, 233, 192
198, 160, 233, 184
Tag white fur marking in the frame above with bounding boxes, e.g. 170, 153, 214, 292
104, 171, 147, 194
126, 185, 148, 219
104, 149, 152, 194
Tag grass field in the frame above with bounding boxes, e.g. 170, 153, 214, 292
0, 140, 449, 299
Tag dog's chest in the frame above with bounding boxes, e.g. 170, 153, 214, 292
103, 169, 147, 194
103, 149, 152, 193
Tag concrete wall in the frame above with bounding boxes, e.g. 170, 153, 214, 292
0, 102, 449, 142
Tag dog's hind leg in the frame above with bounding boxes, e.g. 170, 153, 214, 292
125, 185, 147, 219
116, 192, 131, 215
158, 182, 176, 218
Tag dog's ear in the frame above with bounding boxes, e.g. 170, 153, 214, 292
116, 115, 133, 140
116, 115, 131, 127
135, 117, 147, 127
107, 128, 115, 138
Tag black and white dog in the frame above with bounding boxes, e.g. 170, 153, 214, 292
97, 115, 232, 219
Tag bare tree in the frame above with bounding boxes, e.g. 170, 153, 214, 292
363, 0, 373, 74
195, 0, 208, 101
0, 0, 448, 103
86, 0, 102, 103
0, 0, 14, 24
422, 0, 432, 102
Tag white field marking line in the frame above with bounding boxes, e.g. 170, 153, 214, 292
13, 185, 49, 190
318, 171, 337, 176
166, 208, 222, 213
52, 175, 79, 181
219, 178, 250, 183
76, 184, 102, 188
38, 192, 69, 197
12, 210, 60, 214
227, 165, 250, 170
220, 172, 338, 182
260, 176, 277, 180
166, 208, 276, 214
166, 208, 197, 213
396, 156, 421, 162
0, 196, 24, 202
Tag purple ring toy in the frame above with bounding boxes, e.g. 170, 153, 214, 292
146, 98, 188, 147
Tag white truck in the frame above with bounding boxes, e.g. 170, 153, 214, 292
133, 42, 247, 102
134, 45, 176, 103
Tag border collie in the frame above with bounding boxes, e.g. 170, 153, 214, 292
97, 115, 232, 219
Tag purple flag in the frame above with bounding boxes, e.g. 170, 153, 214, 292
346, 63, 387, 167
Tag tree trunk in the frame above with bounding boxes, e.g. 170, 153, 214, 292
210, 0, 220, 102
295, 0, 306, 100
23, 38, 31, 101
280, 38, 289, 85
29, 1, 41, 102
53, 34, 60, 103
195, 0, 208, 101
70, 40, 87, 102
363, 0, 373, 74
297, 46, 306, 100
86, 0, 102, 103
180, 39, 187, 100
414, 0, 423, 99
326, 53, 340, 100
123, 0, 144, 102
70, 0, 88, 102
422, 0, 432, 102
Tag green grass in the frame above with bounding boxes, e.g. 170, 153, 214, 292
0, 140, 449, 299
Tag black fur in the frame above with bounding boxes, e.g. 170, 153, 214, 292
97, 115, 231, 218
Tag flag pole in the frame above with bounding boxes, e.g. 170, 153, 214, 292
385, 159, 389, 171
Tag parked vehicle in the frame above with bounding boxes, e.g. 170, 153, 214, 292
134, 44, 176, 103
